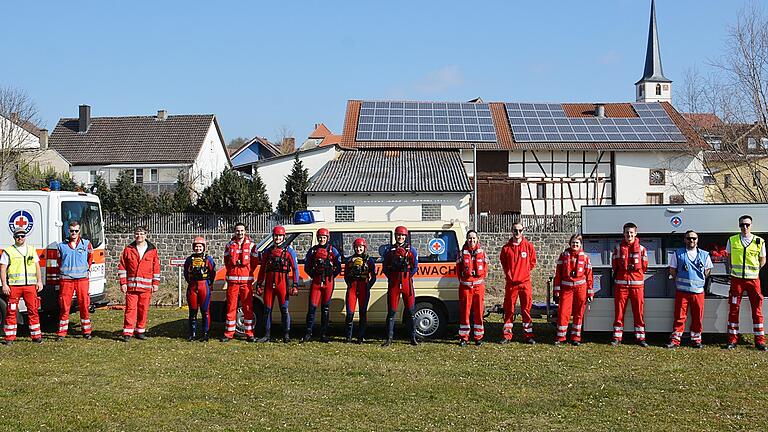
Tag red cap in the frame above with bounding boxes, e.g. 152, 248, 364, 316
317, 228, 330, 238
272, 225, 286, 235
192, 236, 206, 247
353, 237, 367, 248
395, 226, 409, 236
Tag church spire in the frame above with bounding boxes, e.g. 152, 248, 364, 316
636, 0, 672, 102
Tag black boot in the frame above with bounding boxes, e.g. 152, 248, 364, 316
357, 313, 367, 344
281, 305, 291, 342
319, 305, 331, 342
187, 311, 197, 342
345, 315, 354, 343
200, 333, 209, 342
408, 308, 419, 346
258, 308, 273, 342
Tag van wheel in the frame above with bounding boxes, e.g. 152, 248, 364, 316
235, 299, 264, 336
0, 298, 5, 337
413, 301, 446, 339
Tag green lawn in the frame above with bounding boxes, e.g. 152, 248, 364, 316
0, 308, 766, 432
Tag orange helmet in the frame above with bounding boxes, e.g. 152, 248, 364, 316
192, 236, 206, 247
272, 225, 286, 235
395, 226, 409, 236
317, 228, 330, 238
353, 237, 367, 248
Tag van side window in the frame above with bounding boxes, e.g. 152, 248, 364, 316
409, 231, 459, 263
279, 232, 313, 265
330, 231, 391, 263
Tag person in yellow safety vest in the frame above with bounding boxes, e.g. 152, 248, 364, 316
1, 228, 43, 345
724, 214, 767, 351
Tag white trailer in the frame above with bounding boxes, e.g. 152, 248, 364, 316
563, 204, 768, 334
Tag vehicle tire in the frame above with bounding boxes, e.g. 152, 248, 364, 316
235, 299, 265, 336
412, 301, 447, 339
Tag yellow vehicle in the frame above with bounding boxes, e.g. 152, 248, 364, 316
210, 219, 467, 339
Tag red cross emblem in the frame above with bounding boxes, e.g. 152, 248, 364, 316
15, 217, 28, 229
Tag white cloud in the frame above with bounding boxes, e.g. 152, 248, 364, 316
413, 65, 464, 94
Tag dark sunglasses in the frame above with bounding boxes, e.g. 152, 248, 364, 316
685, 237, 698, 241
14, 234, 26, 238
513, 229, 523, 233
739, 223, 751, 227
70, 229, 80, 233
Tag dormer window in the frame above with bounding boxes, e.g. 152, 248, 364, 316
655, 84, 662, 96
748, 137, 757, 150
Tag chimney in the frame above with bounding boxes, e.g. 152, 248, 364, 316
595, 104, 605, 118
78, 105, 91, 133
39, 129, 48, 149
10, 112, 19, 122
283, 137, 295, 150
157, 110, 167, 121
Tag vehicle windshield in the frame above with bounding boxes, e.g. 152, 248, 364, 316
61, 201, 104, 248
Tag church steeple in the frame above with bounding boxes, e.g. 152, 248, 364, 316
635, 0, 672, 103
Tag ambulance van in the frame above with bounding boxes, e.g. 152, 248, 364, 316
0, 191, 107, 327
211, 217, 467, 339
568, 203, 768, 334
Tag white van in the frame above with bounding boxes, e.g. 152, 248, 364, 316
0, 191, 107, 327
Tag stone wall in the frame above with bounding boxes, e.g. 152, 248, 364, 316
104, 231, 573, 305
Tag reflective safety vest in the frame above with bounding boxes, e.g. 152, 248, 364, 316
730, 234, 763, 280
675, 248, 709, 294
5, 244, 38, 286
58, 238, 91, 279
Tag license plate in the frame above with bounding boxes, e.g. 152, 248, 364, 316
90, 263, 105, 279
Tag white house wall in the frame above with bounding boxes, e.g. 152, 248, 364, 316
257, 146, 340, 211
190, 122, 230, 193
614, 151, 705, 204
307, 193, 470, 223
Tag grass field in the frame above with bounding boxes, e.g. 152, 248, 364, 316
1, 308, 767, 432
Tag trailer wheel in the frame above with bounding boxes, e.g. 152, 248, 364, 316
413, 301, 447, 339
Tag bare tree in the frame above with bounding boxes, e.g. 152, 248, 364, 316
274, 125, 295, 154
0, 86, 42, 189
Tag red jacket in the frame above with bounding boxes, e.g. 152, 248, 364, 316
553, 248, 594, 297
224, 236, 255, 283
612, 240, 648, 286
499, 237, 537, 285
118, 241, 160, 292
456, 243, 488, 287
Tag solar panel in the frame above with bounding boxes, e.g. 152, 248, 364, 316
504, 102, 686, 143
356, 101, 498, 142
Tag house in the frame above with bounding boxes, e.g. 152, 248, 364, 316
230, 136, 282, 168
298, 123, 342, 151
49, 105, 231, 195
0, 113, 70, 190
306, 149, 472, 222
334, 1, 708, 216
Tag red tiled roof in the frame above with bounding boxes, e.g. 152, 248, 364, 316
308, 123, 333, 139
319, 134, 342, 147
562, 103, 638, 118
490, 103, 514, 149
683, 113, 723, 130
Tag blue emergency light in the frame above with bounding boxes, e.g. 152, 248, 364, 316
49, 180, 61, 191
293, 210, 315, 224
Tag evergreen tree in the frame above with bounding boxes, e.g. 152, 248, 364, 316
15, 164, 81, 191
172, 171, 193, 211
110, 171, 155, 215
276, 154, 308, 216
90, 175, 116, 212
249, 170, 272, 213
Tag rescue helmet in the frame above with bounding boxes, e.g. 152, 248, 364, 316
353, 237, 367, 248
272, 225, 286, 235
192, 236, 206, 247
317, 228, 330, 238
395, 226, 409, 236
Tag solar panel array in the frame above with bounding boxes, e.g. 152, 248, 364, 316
355, 101, 497, 142
504, 102, 686, 142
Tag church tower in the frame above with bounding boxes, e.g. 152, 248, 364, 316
635, 0, 672, 103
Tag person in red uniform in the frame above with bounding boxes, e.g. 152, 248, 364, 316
302, 228, 342, 343
118, 226, 160, 342
184, 236, 216, 342
456, 230, 487, 346
553, 234, 594, 346
1, 228, 43, 345
499, 222, 537, 344
611, 222, 649, 347
221, 223, 255, 343
56, 220, 94, 340
382, 226, 419, 347
344, 237, 377, 344
256, 226, 299, 343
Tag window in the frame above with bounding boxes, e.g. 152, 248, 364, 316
89, 170, 97, 184
329, 231, 391, 262
748, 137, 757, 150
639, 86, 644, 97
669, 194, 685, 204
655, 84, 662, 96
710, 140, 722, 150
421, 204, 441, 221
649, 169, 666, 185
257, 232, 313, 265
409, 230, 459, 263
646, 193, 663, 204
122, 169, 143, 184
335, 205, 355, 222
761, 138, 768, 150
61, 201, 104, 248
149, 168, 158, 183
724, 174, 733, 187
536, 183, 546, 199
703, 175, 716, 185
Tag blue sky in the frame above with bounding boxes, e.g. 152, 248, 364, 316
0, 0, 755, 144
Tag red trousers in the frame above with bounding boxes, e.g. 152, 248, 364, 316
224, 282, 253, 338
556, 287, 587, 343
459, 284, 485, 341
669, 291, 704, 346
309, 276, 334, 307
4, 285, 41, 341
387, 275, 415, 312
727, 278, 765, 345
58, 278, 91, 337
502, 282, 534, 340
613, 286, 645, 341
346, 280, 369, 316
123, 290, 152, 336
263, 272, 289, 310
187, 280, 211, 334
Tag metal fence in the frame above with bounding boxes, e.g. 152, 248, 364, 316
106, 212, 582, 234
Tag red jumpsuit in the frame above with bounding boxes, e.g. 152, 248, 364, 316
118, 241, 160, 337
612, 239, 648, 342
553, 249, 593, 343
256, 244, 299, 338
382, 243, 419, 340
57, 239, 94, 337
184, 254, 215, 339
2, 245, 42, 342
304, 244, 342, 338
499, 237, 537, 341
223, 237, 255, 339
456, 244, 487, 342
344, 254, 377, 341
